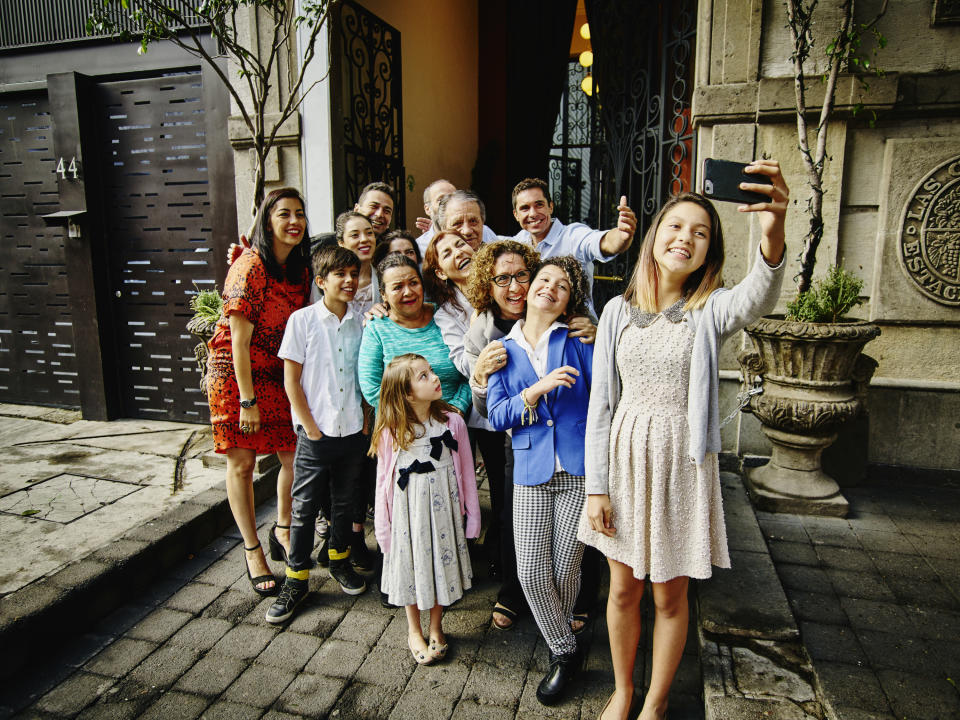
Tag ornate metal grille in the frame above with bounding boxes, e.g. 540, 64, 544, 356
329, 0, 405, 225
0, 91, 80, 407
585, 0, 697, 312
95, 71, 216, 422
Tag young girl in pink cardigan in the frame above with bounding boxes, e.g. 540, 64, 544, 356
371, 353, 480, 665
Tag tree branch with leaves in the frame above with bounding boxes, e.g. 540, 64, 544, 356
88, 0, 333, 215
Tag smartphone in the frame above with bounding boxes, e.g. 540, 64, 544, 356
701, 159, 773, 205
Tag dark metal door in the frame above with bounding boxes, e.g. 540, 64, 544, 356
329, 0, 405, 225
94, 71, 217, 422
0, 90, 81, 407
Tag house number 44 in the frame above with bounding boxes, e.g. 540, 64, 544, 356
55, 157, 80, 180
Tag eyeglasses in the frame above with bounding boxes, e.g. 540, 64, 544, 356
492, 270, 531, 287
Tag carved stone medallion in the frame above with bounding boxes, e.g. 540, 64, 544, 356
899, 156, 960, 306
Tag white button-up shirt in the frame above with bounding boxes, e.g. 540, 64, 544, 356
512, 219, 612, 319
278, 299, 364, 437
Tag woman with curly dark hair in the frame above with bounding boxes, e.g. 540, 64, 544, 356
206, 188, 311, 596
486, 255, 595, 706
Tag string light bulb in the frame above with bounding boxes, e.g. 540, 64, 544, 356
578, 50, 593, 68
581, 74, 593, 96
579, 22, 590, 40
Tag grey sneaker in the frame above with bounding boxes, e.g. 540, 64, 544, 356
265, 577, 308, 624
329, 559, 367, 595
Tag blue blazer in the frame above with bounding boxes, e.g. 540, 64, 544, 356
488, 326, 593, 486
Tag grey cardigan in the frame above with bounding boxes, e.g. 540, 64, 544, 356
584, 244, 786, 494
463, 310, 505, 418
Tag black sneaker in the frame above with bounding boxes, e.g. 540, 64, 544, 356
329, 559, 367, 595
315, 534, 329, 568
350, 530, 375, 574
264, 577, 309, 625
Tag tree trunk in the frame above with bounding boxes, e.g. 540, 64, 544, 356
796, 215, 824, 294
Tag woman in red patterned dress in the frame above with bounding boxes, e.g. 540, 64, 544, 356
206, 188, 311, 595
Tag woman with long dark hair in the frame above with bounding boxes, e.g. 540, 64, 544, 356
206, 188, 311, 595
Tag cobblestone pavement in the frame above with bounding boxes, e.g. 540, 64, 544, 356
759, 478, 960, 719
3, 497, 704, 720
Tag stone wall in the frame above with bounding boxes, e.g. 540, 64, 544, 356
695, 0, 960, 472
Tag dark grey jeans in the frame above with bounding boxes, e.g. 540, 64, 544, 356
290, 429, 365, 571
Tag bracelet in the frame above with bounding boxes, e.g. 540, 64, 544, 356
519, 388, 538, 426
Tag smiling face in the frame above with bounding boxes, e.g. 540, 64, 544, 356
269, 197, 306, 260
434, 233, 474, 286
388, 237, 419, 263
442, 199, 484, 249
405, 357, 443, 405
425, 181, 456, 219
652, 201, 711, 282
355, 190, 394, 236
316, 264, 359, 307
338, 216, 376, 263
490, 252, 530, 320
526, 263, 571, 321
512, 188, 553, 242
381, 265, 425, 323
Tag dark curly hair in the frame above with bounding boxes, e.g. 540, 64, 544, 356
250, 187, 310, 284
533, 255, 589, 319
465, 240, 541, 314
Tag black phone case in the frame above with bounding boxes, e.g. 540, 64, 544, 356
701, 159, 772, 205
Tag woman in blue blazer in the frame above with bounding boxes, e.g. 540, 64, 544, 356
488, 255, 593, 706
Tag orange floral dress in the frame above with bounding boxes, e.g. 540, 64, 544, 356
206, 249, 309, 453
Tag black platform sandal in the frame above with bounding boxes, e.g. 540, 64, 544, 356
268, 523, 290, 564
244, 542, 278, 597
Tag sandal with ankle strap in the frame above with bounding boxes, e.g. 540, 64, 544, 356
268, 523, 290, 564
491, 603, 517, 631
244, 542, 278, 597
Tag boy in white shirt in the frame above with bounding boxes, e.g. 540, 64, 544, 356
267, 245, 370, 624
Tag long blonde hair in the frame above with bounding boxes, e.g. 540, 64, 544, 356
622, 192, 725, 312
368, 354, 456, 456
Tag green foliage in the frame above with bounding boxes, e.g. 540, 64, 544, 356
786, 264, 864, 322
190, 288, 223, 324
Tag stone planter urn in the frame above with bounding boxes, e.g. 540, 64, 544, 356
186, 315, 218, 396
738, 316, 881, 517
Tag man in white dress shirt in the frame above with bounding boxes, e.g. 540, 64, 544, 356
416, 181, 498, 255
510, 178, 637, 318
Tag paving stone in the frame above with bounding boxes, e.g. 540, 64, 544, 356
55, 633, 116, 670
388, 688, 458, 720
906, 533, 960, 560
404, 657, 471, 699
167, 553, 219, 581
878, 669, 960, 720
799, 621, 867, 664
304, 638, 368, 678
197, 700, 263, 720
134, 577, 189, 607
885, 575, 960, 611
126, 608, 193, 643
815, 546, 875, 572
91, 604, 153, 638
800, 517, 862, 548
706, 696, 812, 720
256, 631, 322, 670
329, 609, 390, 648
925, 556, 960, 582
174, 654, 248, 697
853, 529, 917, 554
353, 645, 415, 690
75, 698, 144, 720
776, 563, 832, 593
869, 550, 940, 581
208, 623, 278, 661
84, 638, 158, 678
847, 512, 899, 533
138, 691, 209, 720
328, 681, 398, 719
261, 711, 304, 720
93, 678, 158, 717
785, 588, 846, 625
273, 673, 347, 718
461, 660, 525, 707
730, 645, 815, 701
450, 699, 517, 720
201, 590, 260, 623
223, 663, 296, 708
768, 539, 819, 566
905, 605, 960, 641
825, 569, 896, 602
163, 582, 224, 615
377, 613, 413, 648
830, 707, 896, 720
815, 660, 890, 714
167, 617, 233, 651
856, 629, 941, 675
840, 597, 910, 633
195, 557, 245, 588
518, 668, 581, 719
755, 516, 809, 543
126, 645, 202, 689
285, 602, 346, 637
476, 630, 539, 668
34, 672, 114, 716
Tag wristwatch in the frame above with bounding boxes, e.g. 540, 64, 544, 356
240, 397, 257, 409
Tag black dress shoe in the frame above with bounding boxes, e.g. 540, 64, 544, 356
536, 651, 579, 705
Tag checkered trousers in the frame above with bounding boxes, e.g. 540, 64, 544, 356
513, 471, 586, 656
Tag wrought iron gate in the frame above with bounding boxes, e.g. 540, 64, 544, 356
578, 0, 697, 312
94, 71, 217, 422
329, 0, 405, 225
0, 90, 80, 407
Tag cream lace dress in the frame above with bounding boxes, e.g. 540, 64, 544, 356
577, 309, 730, 581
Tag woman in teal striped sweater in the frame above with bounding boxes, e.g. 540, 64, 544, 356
358, 254, 471, 413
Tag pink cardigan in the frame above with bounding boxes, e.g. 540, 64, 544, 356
374, 411, 481, 553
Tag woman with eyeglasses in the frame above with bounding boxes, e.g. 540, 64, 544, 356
463, 240, 597, 633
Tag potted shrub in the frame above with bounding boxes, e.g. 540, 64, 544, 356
186, 288, 223, 396
737, 0, 887, 516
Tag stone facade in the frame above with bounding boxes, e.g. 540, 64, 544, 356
694, 0, 960, 472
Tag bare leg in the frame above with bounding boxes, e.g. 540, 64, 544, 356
638, 576, 689, 720
602, 558, 645, 720
428, 604, 445, 644
275, 450, 294, 551
405, 604, 428, 655
225, 448, 274, 592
